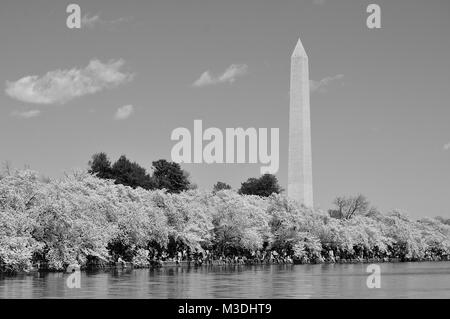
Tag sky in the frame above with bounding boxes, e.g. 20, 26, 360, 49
0, 0, 449, 219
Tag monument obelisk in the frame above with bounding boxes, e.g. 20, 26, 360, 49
288, 38, 313, 207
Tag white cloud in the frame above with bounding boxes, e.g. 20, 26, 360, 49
193, 71, 215, 87
11, 110, 41, 119
193, 64, 248, 87
81, 14, 101, 28
310, 74, 344, 93
5, 59, 133, 104
115, 104, 134, 120
81, 13, 131, 29
443, 143, 450, 151
218, 64, 249, 83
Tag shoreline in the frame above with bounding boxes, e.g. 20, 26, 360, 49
3, 257, 450, 275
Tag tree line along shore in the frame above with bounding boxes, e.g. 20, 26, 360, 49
1, 154, 450, 273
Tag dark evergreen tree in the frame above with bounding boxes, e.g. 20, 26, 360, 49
152, 159, 190, 193
88, 152, 113, 179
111, 155, 156, 190
213, 181, 232, 193
238, 174, 282, 197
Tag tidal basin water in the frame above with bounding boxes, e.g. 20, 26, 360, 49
1, 262, 449, 298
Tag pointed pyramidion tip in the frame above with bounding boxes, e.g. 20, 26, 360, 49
291, 38, 308, 59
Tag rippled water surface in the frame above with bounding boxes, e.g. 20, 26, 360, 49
1, 262, 449, 298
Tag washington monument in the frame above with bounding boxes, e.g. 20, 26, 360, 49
288, 38, 314, 207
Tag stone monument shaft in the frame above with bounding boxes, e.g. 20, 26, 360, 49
288, 38, 314, 207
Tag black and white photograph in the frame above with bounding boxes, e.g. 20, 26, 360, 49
0, 0, 450, 308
